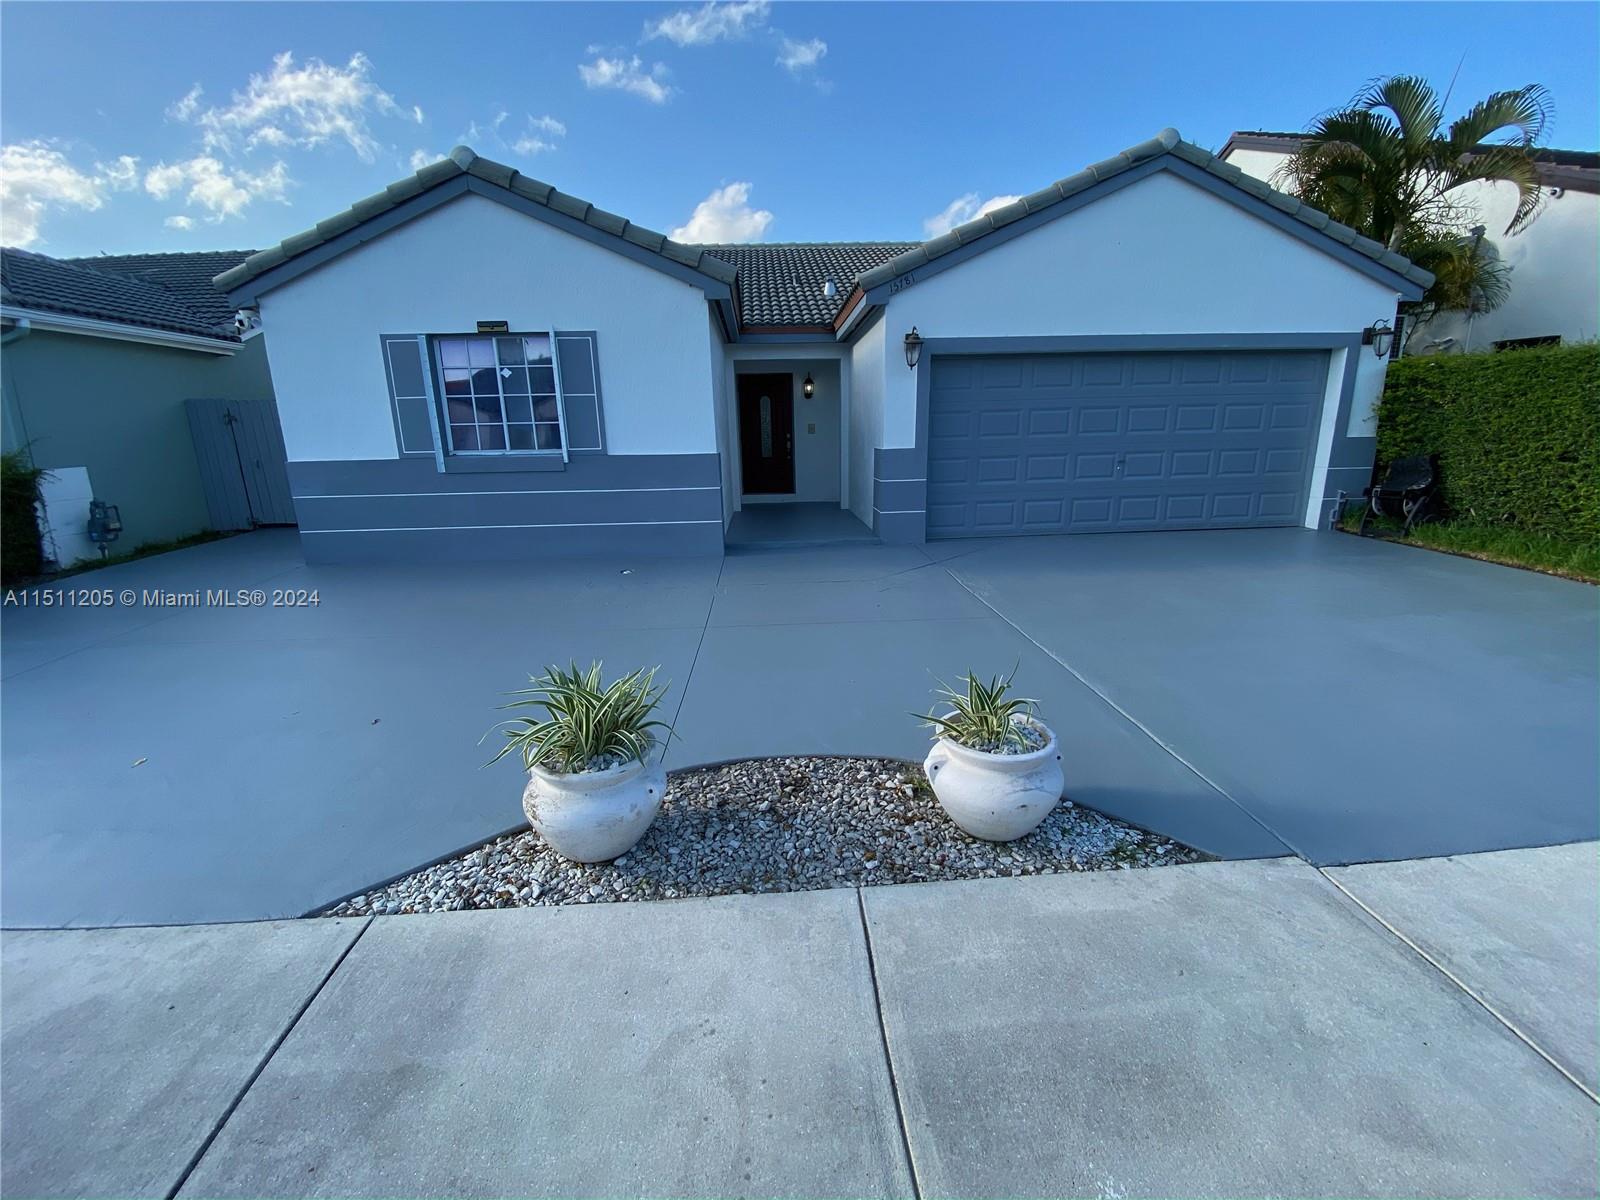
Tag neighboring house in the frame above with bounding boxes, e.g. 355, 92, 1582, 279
1221, 131, 1600, 352
1, 248, 286, 554
218, 127, 1432, 562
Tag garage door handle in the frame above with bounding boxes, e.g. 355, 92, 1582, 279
1114, 454, 1125, 473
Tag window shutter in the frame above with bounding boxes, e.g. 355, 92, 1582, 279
381, 335, 443, 465
555, 332, 604, 453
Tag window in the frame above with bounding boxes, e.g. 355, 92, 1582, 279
435, 333, 563, 454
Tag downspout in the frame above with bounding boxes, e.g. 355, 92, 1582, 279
1, 316, 32, 345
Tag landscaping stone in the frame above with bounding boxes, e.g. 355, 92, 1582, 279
322, 756, 1195, 916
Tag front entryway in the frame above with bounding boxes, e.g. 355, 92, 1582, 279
725, 501, 876, 548
737, 373, 795, 495
925, 349, 1326, 538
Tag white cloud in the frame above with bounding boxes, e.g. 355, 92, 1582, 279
96, 154, 141, 191
0, 141, 140, 247
645, 0, 769, 45
144, 155, 289, 222
512, 114, 566, 156
409, 148, 445, 171
164, 214, 195, 230
172, 52, 420, 162
776, 36, 826, 74
670, 181, 772, 242
579, 55, 674, 104
922, 192, 1023, 238
528, 114, 566, 137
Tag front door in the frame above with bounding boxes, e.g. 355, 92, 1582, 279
737, 373, 795, 495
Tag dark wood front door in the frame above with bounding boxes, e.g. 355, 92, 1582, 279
737, 373, 795, 495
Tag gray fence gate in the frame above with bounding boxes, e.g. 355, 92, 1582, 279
185, 397, 297, 530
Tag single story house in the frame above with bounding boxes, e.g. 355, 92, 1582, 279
1222, 131, 1599, 353
218, 127, 1432, 562
1, 248, 287, 555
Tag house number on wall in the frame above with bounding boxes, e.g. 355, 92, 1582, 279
888, 273, 916, 294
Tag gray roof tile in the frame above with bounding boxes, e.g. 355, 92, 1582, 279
215, 145, 741, 296
855, 127, 1435, 293
693, 242, 917, 326
3, 247, 251, 339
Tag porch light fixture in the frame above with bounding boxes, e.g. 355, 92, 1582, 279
1363, 319, 1395, 359
802, 373, 815, 399
904, 327, 924, 370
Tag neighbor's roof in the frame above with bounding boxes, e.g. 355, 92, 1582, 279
215, 146, 740, 298
1221, 130, 1600, 192
66, 250, 254, 331
1, 247, 251, 340
696, 242, 915, 326
855, 128, 1435, 295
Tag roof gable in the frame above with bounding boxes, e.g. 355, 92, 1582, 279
217, 147, 739, 309
855, 128, 1433, 305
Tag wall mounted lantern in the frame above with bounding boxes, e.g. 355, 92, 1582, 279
802, 373, 815, 399
1363, 319, 1395, 359
904, 327, 924, 370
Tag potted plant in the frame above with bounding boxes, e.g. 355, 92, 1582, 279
486, 662, 672, 863
918, 670, 1064, 842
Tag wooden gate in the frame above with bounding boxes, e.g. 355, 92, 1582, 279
184, 397, 296, 530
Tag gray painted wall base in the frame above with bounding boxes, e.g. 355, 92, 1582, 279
288, 453, 724, 561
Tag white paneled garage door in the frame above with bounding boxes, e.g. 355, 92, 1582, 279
925, 349, 1327, 537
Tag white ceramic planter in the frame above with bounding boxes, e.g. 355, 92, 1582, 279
521, 754, 666, 863
923, 719, 1064, 842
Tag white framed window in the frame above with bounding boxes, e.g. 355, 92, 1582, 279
434, 333, 565, 455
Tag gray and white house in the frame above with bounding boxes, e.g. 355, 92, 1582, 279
218, 127, 1432, 562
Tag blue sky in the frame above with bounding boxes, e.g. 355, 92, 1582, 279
2, 1, 1596, 256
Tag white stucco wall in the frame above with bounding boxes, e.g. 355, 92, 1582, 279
257, 192, 719, 462
708, 311, 733, 526
1225, 145, 1600, 350
848, 318, 886, 528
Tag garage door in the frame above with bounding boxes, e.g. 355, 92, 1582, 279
925, 349, 1327, 537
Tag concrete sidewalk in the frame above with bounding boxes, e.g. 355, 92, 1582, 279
4, 848, 1595, 1198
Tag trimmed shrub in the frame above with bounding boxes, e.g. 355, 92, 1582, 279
1, 449, 47, 583
1376, 343, 1600, 543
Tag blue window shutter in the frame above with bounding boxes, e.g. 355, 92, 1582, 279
381, 335, 443, 465
555, 332, 604, 453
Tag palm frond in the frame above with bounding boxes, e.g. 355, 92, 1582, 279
1352, 74, 1443, 150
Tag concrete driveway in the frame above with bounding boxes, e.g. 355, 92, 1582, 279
2, 526, 1594, 926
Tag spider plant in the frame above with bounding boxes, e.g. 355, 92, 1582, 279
486, 661, 672, 773
918, 668, 1040, 753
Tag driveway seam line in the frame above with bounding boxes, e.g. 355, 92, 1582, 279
162, 914, 375, 1199
1318, 869, 1600, 1105
665, 554, 726, 747
937, 563, 1305, 860
854, 887, 924, 1200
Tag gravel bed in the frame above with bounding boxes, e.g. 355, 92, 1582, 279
322, 756, 1200, 916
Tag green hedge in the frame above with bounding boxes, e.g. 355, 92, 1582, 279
1375, 343, 1600, 543
1, 450, 47, 583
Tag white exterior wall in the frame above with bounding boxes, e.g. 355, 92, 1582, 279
876, 171, 1404, 527
258, 193, 719, 462
708, 311, 733, 526
1225, 145, 1600, 350
848, 318, 886, 528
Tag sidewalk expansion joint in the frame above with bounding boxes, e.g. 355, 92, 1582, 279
855, 887, 924, 1200
1319, 869, 1599, 1106
163, 914, 375, 1198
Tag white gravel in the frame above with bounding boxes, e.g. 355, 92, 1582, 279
321, 756, 1200, 916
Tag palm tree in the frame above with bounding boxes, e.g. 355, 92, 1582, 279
1274, 75, 1552, 337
